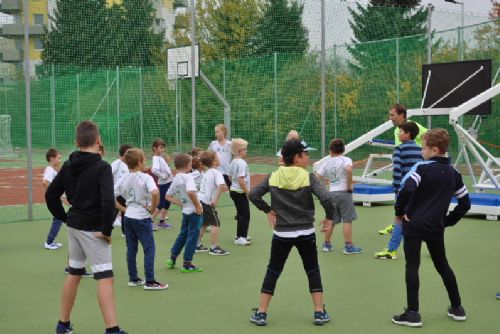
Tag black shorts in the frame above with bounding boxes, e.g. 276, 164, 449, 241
202, 202, 221, 227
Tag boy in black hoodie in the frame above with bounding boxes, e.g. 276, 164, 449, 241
391, 128, 471, 328
46, 121, 127, 334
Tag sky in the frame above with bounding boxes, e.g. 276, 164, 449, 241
421, 0, 494, 16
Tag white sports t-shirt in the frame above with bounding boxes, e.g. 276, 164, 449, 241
316, 156, 352, 192
115, 172, 158, 219
191, 169, 203, 191
111, 159, 129, 185
208, 140, 232, 175
151, 155, 173, 185
43, 166, 58, 183
166, 172, 198, 214
229, 158, 250, 193
199, 168, 225, 205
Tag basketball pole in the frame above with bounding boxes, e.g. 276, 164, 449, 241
190, 0, 196, 148
24, 0, 33, 221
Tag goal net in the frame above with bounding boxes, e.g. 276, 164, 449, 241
0, 115, 15, 159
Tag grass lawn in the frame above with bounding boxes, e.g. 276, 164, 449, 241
0, 198, 499, 334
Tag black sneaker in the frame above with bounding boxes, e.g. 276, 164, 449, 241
250, 308, 267, 326
447, 305, 466, 321
392, 309, 422, 327
55, 321, 73, 334
195, 244, 209, 253
209, 246, 230, 256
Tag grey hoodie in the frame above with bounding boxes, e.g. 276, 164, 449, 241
249, 166, 334, 232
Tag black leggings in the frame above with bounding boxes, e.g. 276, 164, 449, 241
404, 235, 462, 312
229, 191, 250, 238
261, 233, 323, 295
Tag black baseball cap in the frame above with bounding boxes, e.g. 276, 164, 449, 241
281, 139, 312, 159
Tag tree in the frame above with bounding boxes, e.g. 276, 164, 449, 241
42, 0, 110, 67
253, 0, 309, 56
348, 0, 427, 73
42, 0, 164, 69
194, 0, 263, 61
106, 0, 164, 67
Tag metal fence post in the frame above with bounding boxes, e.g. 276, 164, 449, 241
139, 67, 144, 149
320, 0, 326, 157
51, 64, 56, 147
116, 66, 120, 149
76, 73, 80, 122
274, 52, 278, 154
23, 0, 33, 220
396, 37, 400, 103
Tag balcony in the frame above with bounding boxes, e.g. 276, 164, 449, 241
1, 24, 44, 38
0, 49, 22, 63
0, 0, 22, 14
173, 0, 188, 9
174, 15, 188, 30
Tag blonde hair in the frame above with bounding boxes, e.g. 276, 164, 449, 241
231, 138, 248, 156
287, 130, 299, 140
124, 148, 145, 169
215, 124, 228, 138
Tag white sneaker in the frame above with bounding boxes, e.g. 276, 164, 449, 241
113, 217, 122, 227
44, 242, 59, 250
234, 237, 252, 246
234, 236, 252, 242
54, 242, 63, 248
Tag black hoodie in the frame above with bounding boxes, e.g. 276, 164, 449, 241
46, 151, 115, 237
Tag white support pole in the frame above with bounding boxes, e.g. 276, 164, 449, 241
449, 83, 500, 122
200, 70, 231, 138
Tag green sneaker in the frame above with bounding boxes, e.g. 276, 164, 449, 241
378, 224, 394, 235
165, 258, 176, 269
374, 248, 397, 260
181, 264, 203, 273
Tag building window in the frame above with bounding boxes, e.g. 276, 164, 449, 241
15, 40, 23, 50
35, 38, 44, 50
34, 14, 44, 25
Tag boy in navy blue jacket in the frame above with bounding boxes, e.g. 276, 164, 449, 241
391, 128, 471, 328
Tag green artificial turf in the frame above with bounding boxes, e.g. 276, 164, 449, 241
0, 199, 499, 334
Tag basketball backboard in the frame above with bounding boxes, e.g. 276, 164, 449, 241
167, 45, 200, 80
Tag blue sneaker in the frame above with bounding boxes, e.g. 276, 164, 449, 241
314, 307, 330, 325
250, 308, 267, 326
55, 322, 73, 334
104, 330, 128, 334
322, 242, 333, 252
496, 292, 500, 300
343, 243, 362, 255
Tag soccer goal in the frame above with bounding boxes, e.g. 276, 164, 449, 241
0, 115, 16, 159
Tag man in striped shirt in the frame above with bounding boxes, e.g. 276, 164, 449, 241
375, 122, 422, 260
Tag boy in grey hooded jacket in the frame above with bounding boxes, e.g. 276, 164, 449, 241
249, 139, 334, 326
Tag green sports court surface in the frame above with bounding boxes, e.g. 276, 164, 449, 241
1, 199, 499, 334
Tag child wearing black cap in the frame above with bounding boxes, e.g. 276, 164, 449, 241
249, 139, 335, 326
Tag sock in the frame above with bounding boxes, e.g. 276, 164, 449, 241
159, 219, 164, 225
211, 244, 217, 249
197, 240, 202, 247
105, 326, 120, 333
59, 320, 70, 327
170, 254, 177, 262
345, 241, 352, 246
183, 261, 191, 268
324, 241, 331, 244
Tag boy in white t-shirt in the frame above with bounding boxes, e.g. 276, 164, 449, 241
111, 144, 132, 231
165, 153, 204, 273
207, 124, 232, 188
151, 138, 174, 229
316, 139, 362, 255
197, 151, 229, 256
229, 138, 252, 246
115, 148, 167, 290
43, 148, 64, 250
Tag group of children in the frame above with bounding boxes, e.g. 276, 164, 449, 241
44, 112, 474, 332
